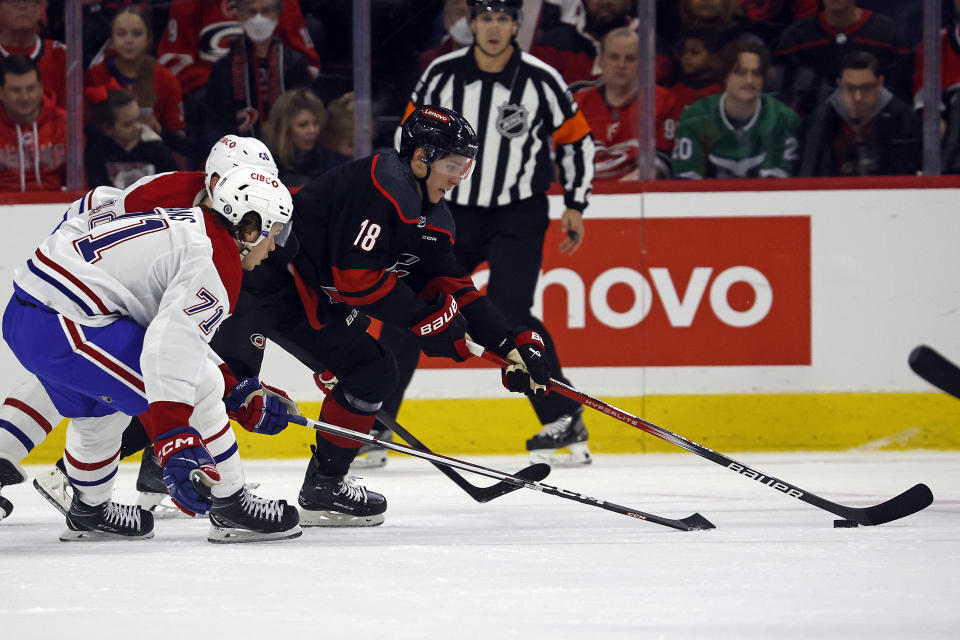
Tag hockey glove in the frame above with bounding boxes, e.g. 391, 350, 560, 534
224, 377, 300, 436
153, 427, 220, 516
409, 293, 471, 362
497, 329, 550, 396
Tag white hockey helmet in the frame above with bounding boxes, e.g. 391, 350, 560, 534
210, 165, 293, 253
204, 135, 279, 199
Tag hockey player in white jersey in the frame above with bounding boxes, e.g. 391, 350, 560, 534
1, 165, 301, 542
0, 135, 282, 524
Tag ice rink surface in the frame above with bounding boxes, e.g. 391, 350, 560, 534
1, 450, 957, 640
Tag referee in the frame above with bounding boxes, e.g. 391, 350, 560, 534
382, 0, 596, 466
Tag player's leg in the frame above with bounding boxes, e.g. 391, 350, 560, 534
0, 375, 62, 521
482, 197, 591, 466
186, 356, 300, 543
59, 412, 154, 541
296, 311, 396, 526
2, 294, 159, 537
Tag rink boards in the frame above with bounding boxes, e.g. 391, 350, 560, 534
2, 178, 960, 459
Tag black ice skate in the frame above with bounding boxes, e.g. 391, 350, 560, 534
208, 486, 302, 544
298, 444, 385, 526
60, 492, 154, 541
135, 446, 192, 518
0, 457, 27, 521
526, 409, 592, 467
349, 426, 392, 470
32, 458, 72, 516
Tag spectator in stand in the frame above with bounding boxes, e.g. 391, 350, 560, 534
262, 87, 345, 187
158, 0, 320, 96
85, 5, 186, 151
83, 87, 176, 188
737, 0, 817, 47
799, 50, 919, 177
420, 0, 472, 72
670, 28, 724, 112
157, 0, 320, 162
774, 0, 913, 114
672, 35, 800, 179
532, 0, 638, 92
202, 0, 312, 151
575, 27, 682, 179
679, 0, 749, 50
0, 54, 65, 192
318, 91, 355, 163
0, 0, 65, 109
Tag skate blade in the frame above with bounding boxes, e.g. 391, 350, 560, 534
529, 441, 592, 467
349, 451, 388, 470
207, 524, 303, 544
33, 475, 72, 516
298, 508, 385, 527
59, 528, 155, 542
136, 492, 196, 519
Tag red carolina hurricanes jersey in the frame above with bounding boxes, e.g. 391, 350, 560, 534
574, 85, 681, 179
157, 0, 321, 93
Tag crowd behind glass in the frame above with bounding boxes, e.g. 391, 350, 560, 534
0, 0, 953, 192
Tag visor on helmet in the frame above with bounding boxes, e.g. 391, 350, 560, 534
426, 149, 476, 182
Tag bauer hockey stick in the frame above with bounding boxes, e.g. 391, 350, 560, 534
289, 415, 715, 532
375, 411, 551, 503
314, 373, 551, 502
908, 344, 960, 401
467, 341, 933, 527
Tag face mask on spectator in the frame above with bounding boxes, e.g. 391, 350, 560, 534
449, 17, 474, 45
244, 13, 278, 43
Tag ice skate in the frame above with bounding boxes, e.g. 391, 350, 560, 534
349, 427, 391, 470
526, 410, 592, 467
299, 445, 385, 526
60, 492, 154, 541
0, 457, 26, 521
32, 458, 72, 516
135, 446, 193, 519
208, 486, 302, 543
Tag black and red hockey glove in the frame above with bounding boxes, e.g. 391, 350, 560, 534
409, 293, 471, 362
496, 329, 550, 396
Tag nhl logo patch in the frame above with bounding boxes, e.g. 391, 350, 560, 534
496, 103, 530, 138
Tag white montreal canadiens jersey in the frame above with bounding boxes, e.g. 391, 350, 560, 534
14, 206, 235, 406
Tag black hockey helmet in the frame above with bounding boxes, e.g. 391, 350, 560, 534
468, 0, 523, 21
399, 105, 479, 180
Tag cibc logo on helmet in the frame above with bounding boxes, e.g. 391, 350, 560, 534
250, 172, 280, 188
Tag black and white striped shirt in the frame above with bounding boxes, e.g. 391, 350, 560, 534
403, 45, 595, 211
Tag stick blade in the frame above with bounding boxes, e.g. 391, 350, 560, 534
909, 345, 960, 400
678, 513, 716, 531
850, 483, 934, 526
472, 463, 552, 503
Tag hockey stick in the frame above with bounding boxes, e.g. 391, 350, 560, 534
468, 341, 933, 526
908, 344, 960, 401
375, 411, 551, 503
289, 414, 715, 532
314, 373, 550, 502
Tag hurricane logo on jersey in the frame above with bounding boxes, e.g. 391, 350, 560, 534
198, 20, 243, 63
496, 103, 530, 138
250, 333, 266, 349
